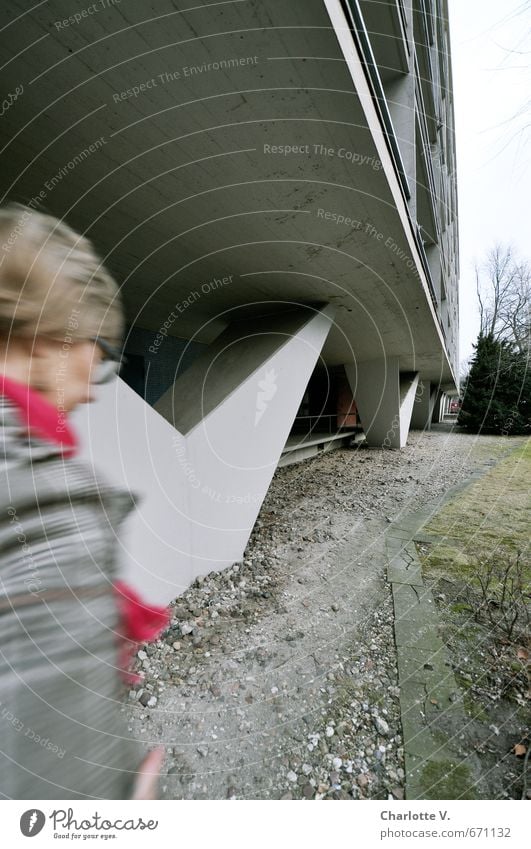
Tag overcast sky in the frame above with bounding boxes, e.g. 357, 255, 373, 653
448, 0, 530, 367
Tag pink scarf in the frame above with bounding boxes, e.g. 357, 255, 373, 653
0, 374, 77, 456
0, 373, 170, 683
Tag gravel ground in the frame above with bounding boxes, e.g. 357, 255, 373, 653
123, 427, 514, 799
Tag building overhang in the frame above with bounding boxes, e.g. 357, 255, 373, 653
0, 0, 457, 388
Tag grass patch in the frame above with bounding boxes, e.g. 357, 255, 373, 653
419, 760, 477, 800
415, 439, 530, 799
420, 439, 530, 592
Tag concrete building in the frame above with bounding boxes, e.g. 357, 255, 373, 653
0, 0, 459, 600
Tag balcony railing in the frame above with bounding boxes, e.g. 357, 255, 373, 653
396, 0, 409, 42
338, 0, 452, 358
421, 0, 435, 46
291, 414, 356, 437
414, 224, 438, 312
340, 0, 411, 201
415, 52, 442, 241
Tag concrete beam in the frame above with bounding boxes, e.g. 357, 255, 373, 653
345, 357, 419, 448
72, 305, 334, 604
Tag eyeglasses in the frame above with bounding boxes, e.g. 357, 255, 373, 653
90, 336, 127, 384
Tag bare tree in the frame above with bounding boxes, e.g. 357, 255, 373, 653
483, 2, 531, 156
504, 260, 531, 353
475, 245, 530, 352
459, 353, 474, 382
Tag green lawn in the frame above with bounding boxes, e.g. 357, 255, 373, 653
420, 438, 530, 587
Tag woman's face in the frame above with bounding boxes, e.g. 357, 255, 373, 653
31, 338, 104, 412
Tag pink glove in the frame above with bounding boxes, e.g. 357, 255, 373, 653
113, 580, 170, 684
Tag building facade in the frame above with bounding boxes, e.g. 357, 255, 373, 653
0, 0, 459, 599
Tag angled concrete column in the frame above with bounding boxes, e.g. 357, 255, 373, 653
410, 380, 438, 430
431, 391, 445, 423
398, 371, 420, 446
345, 357, 419, 449
72, 305, 334, 604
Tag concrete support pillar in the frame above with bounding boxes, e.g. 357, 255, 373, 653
345, 357, 419, 448
410, 380, 438, 430
72, 305, 334, 603
431, 391, 446, 423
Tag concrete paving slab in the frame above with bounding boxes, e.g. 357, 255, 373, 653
400, 690, 464, 746
405, 752, 478, 800
392, 583, 437, 622
388, 550, 417, 568
385, 450, 511, 800
387, 567, 424, 586
394, 619, 445, 651
402, 726, 447, 759
385, 536, 410, 554
386, 528, 418, 542
397, 646, 454, 687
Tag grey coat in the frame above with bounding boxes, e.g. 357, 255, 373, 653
0, 393, 144, 799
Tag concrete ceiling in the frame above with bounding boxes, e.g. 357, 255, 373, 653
0, 0, 454, 383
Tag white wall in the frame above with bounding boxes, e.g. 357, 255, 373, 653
72, 306, 334, 604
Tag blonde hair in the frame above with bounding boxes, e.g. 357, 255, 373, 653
0, 203, 124, 348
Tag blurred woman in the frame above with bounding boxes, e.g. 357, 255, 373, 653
0, 204, 168, 799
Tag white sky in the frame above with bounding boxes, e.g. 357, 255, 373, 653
448, 0, 530, 366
